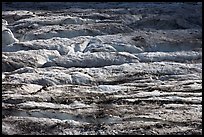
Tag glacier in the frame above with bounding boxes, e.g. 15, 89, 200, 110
2, 2, 202, 135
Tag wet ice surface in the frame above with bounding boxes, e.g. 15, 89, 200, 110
2, 2, 202, 135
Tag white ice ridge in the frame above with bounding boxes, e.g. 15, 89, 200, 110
13, 15, 95, 27
2, 49, 61, 72
3, 61, 201, 86
136, 51, 202, 63
42, 52, 139, 68
2, 19, 8, 26
2, 36, 144, 55
2, 26, 19, 47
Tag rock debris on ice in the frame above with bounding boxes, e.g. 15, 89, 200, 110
2, 2, 202, 135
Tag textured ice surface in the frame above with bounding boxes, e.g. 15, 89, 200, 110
2, 2, 202, 135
